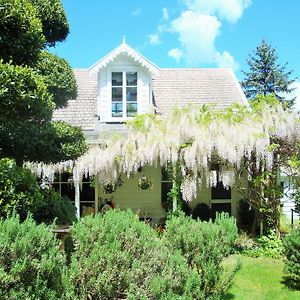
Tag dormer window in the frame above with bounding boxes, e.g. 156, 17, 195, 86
112, 71, 137, 118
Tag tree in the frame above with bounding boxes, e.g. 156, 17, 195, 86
241, 39, 296, 107
0, 0, 87, 165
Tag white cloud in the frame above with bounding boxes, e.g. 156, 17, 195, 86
215, 51, 239, 69
168, 48, 183, 62
132, 7, 142, 16
170, 11, 238, 69
148, 34, 161, 45
162, 8, 169, 21
180, 0, 251, 23
167, 0, 251, 68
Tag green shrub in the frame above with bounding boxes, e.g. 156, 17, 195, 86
0, 214, 64, 299
64, 209, 196, 299
0, 158, 43, 220
242, 230, 283, 259
0, 158, 76, 225
283, 227, 300, 289
33, 189, 76, 225
163, 212, 238, 300
192, 202, 213, 221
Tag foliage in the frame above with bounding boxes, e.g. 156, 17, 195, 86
0, 214, 64, 299
63, 210, 198, 299
0, 0, 86, 165
1, 121, 87, 164
0, 61, 53, 123
163, 212, 238, 300
0, 158, 43, 220
0, 0, 45, 65
28, 0, 69, 46
36, 51, 77, 108
32, 189, 76, 225
192, 202, 213, 221
0, 158, 77, 224
242, 230, 283, 259
283, 227, 300, 289
241, 39, 296, 106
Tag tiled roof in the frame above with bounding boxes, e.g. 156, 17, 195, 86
52, 68, 247, 131
152, 68, 247, 115
52, 69, 98, 130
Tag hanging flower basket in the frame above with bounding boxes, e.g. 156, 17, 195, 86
138, 175, 153, 190
103, 176, 124, 194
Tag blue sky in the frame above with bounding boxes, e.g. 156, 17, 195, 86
52, 0, 300, 100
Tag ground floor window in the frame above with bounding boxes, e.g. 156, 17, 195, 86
211, 202, 232, 217
52, 173, 95, 217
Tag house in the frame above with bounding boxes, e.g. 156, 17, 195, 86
52, 39, 248, 222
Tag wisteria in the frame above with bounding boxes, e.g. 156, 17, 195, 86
27, 99, 300, 202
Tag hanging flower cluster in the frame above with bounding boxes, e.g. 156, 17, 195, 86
28, 97, 300, 202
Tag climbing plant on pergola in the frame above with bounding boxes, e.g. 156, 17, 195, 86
30, 95, 300, 232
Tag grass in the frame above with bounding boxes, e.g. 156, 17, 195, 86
224, 255, 300, 300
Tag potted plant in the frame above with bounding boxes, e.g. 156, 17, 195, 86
138, 175, 153, 190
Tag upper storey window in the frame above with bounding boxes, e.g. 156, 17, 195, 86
112, 72, 137, 118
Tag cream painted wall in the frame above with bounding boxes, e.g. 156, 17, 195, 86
95, 166, 243, 223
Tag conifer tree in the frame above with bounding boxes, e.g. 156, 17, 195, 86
241, 39, 296, 107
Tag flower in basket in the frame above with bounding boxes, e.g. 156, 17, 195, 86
138, 175, 153, 190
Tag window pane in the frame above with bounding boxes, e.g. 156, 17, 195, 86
211, 182, 231, 199
80, 183, 95, 202
127, 103, 137, 117
211, 203, 232, 219
112, 72, 122, 86
61, 183, 75, 200
112, 87, 122, 102
112, 102, 123, 117
161, 182, 173, 204
126, 72, 137, 86
126, 87, 137, 102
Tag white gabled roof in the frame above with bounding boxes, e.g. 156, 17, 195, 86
89, 38, 160, 74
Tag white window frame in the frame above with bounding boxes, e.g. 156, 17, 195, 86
109, 68, 138, 121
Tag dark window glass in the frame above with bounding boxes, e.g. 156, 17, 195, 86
61, 172, 73, 182
126, 72, 137, 86
112, 72, 122, 86
211, 182, 231, 199
52, 183, 60, 193
161, 182, 173, 204
211, 203, 232, 219
61, 183, 75, 200
80, 183, 95, 202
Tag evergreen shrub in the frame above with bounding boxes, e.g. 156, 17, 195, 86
0, 214, 64, 299
283, 227, 300, 289
163, 212, 238, 299
64, 209, 196, 299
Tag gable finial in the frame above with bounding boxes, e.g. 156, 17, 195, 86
122, 35, 126, 44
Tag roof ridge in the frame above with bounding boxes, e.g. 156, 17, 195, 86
160, 68, 232, 71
